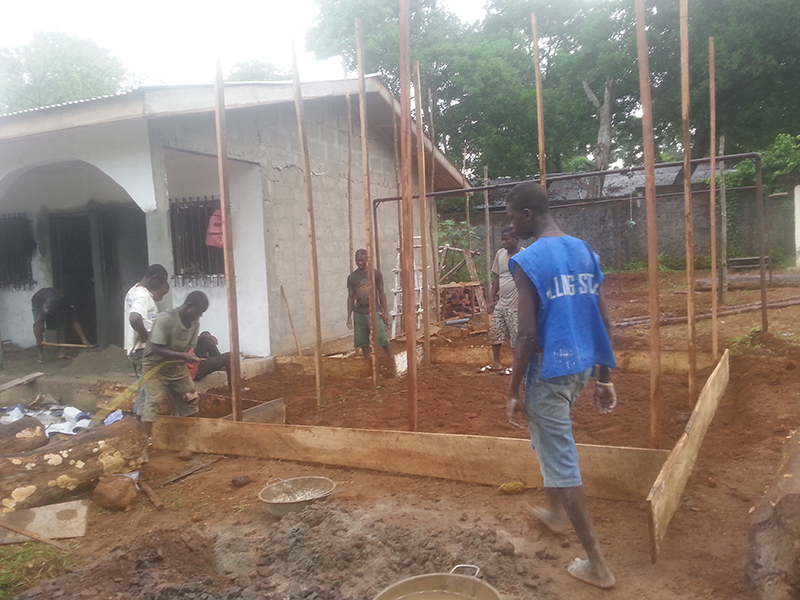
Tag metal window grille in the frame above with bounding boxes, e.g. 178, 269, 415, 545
0, 213, 36, 290
168, 196, 225, 284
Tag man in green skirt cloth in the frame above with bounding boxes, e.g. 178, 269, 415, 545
346, 249, 394, 368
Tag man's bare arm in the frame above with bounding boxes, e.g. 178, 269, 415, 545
506, 268, 539, 426
596, 283, 613, 383
149, 343, 198, 363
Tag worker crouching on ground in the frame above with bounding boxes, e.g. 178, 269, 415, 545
31, 287, 93, 363
140, 291, 209, 438
346, 248, 395, 375
186, 331, 231, 386
505, 181, 618, 589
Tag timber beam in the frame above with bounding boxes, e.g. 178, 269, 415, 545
153, 418, 668, 502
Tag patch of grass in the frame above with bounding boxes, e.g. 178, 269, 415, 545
729, 327, 763, 352
0, 543, 71, 599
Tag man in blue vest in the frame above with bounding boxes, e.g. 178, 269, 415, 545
505, 181, 617, 589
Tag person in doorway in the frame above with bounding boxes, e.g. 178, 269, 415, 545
124, 264, 170, 418
31, 287, 92, 363
140, 291, 209, 438
346, 249, 394, 369
483, 226, 523, 373
186, 331, 231, 386
505, 181, 618, 589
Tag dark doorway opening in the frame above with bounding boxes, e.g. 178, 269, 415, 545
51, 214, 96, 344
50, 206, 148, 348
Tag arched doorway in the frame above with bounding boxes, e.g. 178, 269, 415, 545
0, 160, 147, 348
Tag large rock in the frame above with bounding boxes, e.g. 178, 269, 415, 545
93, 475, 138, 511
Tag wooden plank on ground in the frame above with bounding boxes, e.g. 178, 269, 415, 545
153, 418, 669, 502
430, 347, 714, 374
0, 499, 87, 545
0, 373, 44, 395
646, 349, 730, 562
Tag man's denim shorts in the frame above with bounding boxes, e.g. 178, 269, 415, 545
524, 354, 591, 488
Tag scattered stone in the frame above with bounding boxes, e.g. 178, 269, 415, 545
230, 475, 251, 488
178, 450, 194, 461
561, 540, 571, 548
523, 579, 540, 589
93, 475, 138, 511
191, 511, 205, 522
707, 477, 718, 488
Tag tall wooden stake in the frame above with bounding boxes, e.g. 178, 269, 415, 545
356, 18, 380, 387
414, 61, 431, 367
484, 166, 491, 304
213, 62, 242, 421
345, 62, 355, 264
634, 0, 662, 449
399, 0, 418, 430
531, 13, 546, 186
709, 37, 719, 360
719, 136, 728, 304
680, 0, 698, 405
291, 42, 325, 407
756, 156, 768, 332
428, 88, 441, 323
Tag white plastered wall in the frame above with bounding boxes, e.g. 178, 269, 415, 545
163, 150, 269, 356
0, 120, 157, 347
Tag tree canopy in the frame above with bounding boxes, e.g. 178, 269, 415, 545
307, 0, 800, 182
0, 31, 133, 114
226, 59, 290, 82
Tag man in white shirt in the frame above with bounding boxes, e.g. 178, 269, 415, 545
484, 227, 523, 373
124, 264, 169, 417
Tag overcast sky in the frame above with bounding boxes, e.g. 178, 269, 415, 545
1, 0, 488, 85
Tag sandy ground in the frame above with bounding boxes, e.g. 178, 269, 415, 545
5, 270, 800, 600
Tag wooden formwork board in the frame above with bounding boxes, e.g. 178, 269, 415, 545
276, 349, 714, 377
646, 350, 730, 562
153, 418, 668, 502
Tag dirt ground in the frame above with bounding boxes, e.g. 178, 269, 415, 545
8, 270, 800, 600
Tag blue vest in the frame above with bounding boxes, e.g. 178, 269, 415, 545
509, 235, 616, 379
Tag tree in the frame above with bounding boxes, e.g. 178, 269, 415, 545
226, 59, 290, 82
0, 31, 133, 114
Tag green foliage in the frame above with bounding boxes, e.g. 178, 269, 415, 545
0, 31, 133, 114
226, 59, 289, 82
0, 543, 70, 599
307, 0, 800, 177
437, 218, 488, 285
729, 327, 763, 352
563, 156, 594, 173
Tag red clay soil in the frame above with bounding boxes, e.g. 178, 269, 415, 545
9, 271, 800, 600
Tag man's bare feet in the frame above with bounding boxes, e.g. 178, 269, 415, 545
567, 557, 615, 589
526, 503, 568, 535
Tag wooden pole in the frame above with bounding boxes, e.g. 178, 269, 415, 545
483, 166, 491, 305
414, 61, 431, 367
680, 0, 698, 405
428, 88, 441, 323
399, 0, 418, 431
356, 18, 380, 387
756, 155, 769, 332
213, 62, 243, 422
719, 136, 728, 304
345, 63, 355, 264
290, 42, 325, 407
531, 13, 546, 187
634, 0, 663, 449
709, 37, 719, 360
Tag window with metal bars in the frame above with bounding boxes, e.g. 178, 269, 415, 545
0, 213, 36, 290
168, 196, 225, 284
